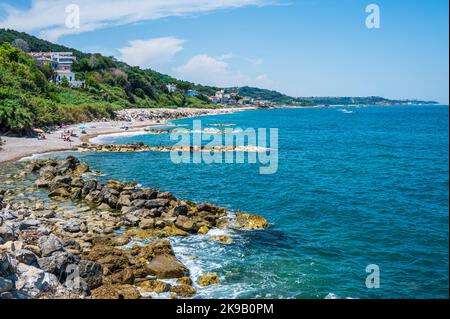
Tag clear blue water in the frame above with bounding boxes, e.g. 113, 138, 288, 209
71, 106, 448, 298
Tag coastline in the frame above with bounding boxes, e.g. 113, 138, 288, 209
0, 107, 254, 164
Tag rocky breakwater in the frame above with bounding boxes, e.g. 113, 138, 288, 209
85, 142, 264, 153
114, 108, 239, 122
0, 156, 269, 299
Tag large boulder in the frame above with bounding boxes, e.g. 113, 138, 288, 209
140, 240, 174, 259
37, 251, 79, 278
130, 188, 158, 201
18, 219, 41, 231
0, 225, 16, 244
137, 279, 171, 293
38, 234, 65, 257
175, 215, 194, 232
144, 199, 170, 209
91, 284, 140, 299
73, 162, 89, 176
145, 254, 188, 278
63, 219, 82, 233
234, 212, 269, 230
81, 179, 98, 197
15, 249, 38, 265
78, 260, 103, 290
170, 284, 196, 297
14, 263, 65, 298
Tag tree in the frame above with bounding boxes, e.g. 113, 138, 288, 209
60, 76, 70, 87
11, 38, 30, 52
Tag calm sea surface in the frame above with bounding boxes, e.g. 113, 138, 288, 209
70, 106, 449, 298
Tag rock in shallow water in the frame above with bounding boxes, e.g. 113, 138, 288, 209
197, 272, 220, 286
234, 212, 269, 230
145, 254, 189, 279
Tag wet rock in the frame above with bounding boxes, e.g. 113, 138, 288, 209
38, 234, 65, 257
15, 249, 38, 265
197, 226, 209, 235
19, 219, 41, 230
209, 235, 233, 245
109, 268, 135, 285
39, 165, 57, 181
91, 284, 140, 299
140, 240, 174, 260
144, 199, 170, 209
137, 279, 170, 293
122, 214, 140, 227
37, 251, 79, 278
162, 225, 188, 237
176, 277, 193, 286
0, 253, 16, 275
63, 219, 81, 233
175, 215, 195, 232
48, 187, 71, 199
130, 188, 158, 201
35, 178, 50, 188
73, 162, 89, 176
157, 192, 176, 200
56, 156, 80, 174
82, 179, 98, 197
50, 175, 72, 188
139, 218, 155, 230
234, 212, 269, 230
197, 203, 226, 215
71, 177, 85, 188
170, 284, 196, 297
173, 205, 188, 216
145, 254, 189, 278
78, 260, 103, 290
15, 263, 65, 298
117, 194, 132, 207
0, 277, 13, 293
0, 225, 16, 244
197, 272, 220, 286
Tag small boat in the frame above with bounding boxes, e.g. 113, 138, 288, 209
337, 108, 353, 114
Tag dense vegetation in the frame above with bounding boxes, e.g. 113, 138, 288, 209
0, 29, 219, 134
227, 86, 294, 105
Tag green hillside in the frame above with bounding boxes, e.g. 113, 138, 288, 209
0, 29, 218, 134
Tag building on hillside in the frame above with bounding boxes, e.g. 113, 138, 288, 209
186, 89, 198, 97
29, 52, 84, 87
166, 84, 177, 93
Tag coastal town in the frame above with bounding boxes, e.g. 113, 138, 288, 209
27, 50, 274, 108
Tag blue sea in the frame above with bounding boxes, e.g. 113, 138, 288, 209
70, 106, 449, 299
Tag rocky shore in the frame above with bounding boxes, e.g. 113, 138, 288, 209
84, 142, 266, 153
0, 156, 268, 299
114, 108, 252, 122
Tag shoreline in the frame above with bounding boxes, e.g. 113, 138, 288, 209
0, 107, 254, 164
0, 156, 268, 299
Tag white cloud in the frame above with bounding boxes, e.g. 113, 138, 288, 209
0, 0, 273, 41
118, 37, 184, 69
173, 54, 273, 88
246, 57, 264, 65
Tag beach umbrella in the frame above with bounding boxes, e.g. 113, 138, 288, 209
33, 128, 45, 134
79, 124, 87, 129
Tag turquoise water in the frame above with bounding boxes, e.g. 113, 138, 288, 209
73, 106, 448, 298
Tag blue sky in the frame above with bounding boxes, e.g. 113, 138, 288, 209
0, 0, 448, 103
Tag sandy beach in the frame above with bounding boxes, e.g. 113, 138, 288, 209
0, 107, 253, 163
